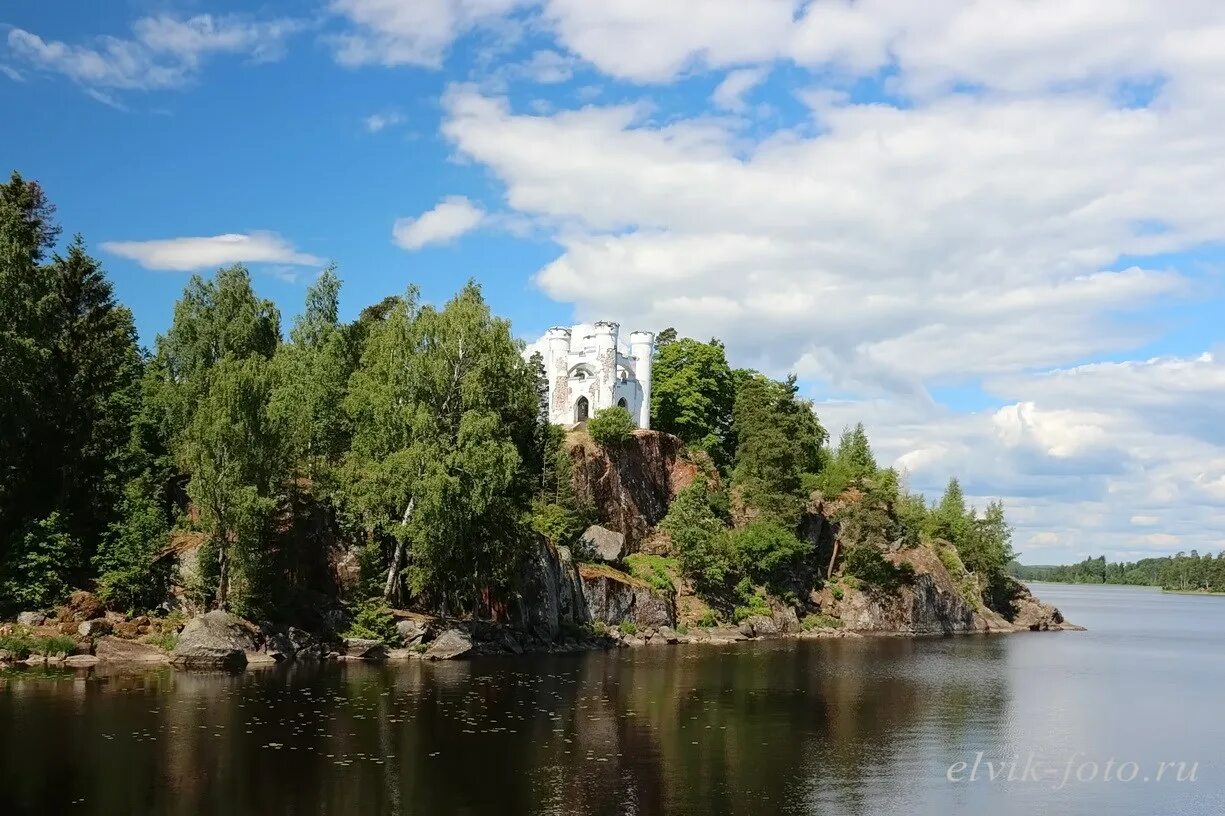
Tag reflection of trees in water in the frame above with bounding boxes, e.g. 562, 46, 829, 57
0, 640, 1012, 816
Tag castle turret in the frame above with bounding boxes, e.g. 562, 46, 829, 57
629, 330, 655, 429
545, 327, 572, 421
592, 321, 619, 412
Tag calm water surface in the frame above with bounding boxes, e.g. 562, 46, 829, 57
2, 583, 1223, 815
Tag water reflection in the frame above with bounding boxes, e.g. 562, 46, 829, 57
1, 637, 1016, 816
4, 588, 1223, 816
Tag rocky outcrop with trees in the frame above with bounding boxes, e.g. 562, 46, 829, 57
0, 171, 1075, 672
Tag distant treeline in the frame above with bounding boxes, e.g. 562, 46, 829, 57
1010, 551, 1225, 593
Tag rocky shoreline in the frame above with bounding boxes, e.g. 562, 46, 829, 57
1, 577, 1081, 674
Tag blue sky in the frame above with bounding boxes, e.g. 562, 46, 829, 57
3, 1, 1225, 563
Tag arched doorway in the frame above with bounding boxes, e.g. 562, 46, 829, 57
575, 396, 589, 423
617, 397, 628, 409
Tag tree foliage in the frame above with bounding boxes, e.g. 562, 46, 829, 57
730, 373, 826, 525
651, 337, 736, 467
342, 282, 537, 612
587, 405, 635, 447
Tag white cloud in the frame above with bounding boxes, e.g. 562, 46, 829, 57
364, 111, 405, 132
430, 3, 1225, 562
101, 232, 322, 271
328, 0, 526, 68
392, 196, 486, 250
538, 0, 1225, 99
541, 0, 795, 82
5, 14, 302, 92
441, 87, 1217, 391
519, 49, 575, 84
711, 66, 769, 112
816, 353, 1225, 562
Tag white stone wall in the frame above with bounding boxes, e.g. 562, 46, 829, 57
529, 323, 654, 428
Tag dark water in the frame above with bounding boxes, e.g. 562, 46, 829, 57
2, 583, 1223, 815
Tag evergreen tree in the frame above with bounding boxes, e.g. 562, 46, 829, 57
927, 477, 971, 545
730, 373, 826, 524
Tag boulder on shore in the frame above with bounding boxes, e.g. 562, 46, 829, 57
94, 636, 170, 664
170, 611, 258, 670
579, 563, 675, 629
580, 525, 626, 563
395, 618, 434, 647
78, 619, 113, 638
424, 628, 472, 660
59, 590, 105, 623
16, 611, 46, 627
343, 638, 388, 660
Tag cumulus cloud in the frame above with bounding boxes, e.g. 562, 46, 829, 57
5, 14, 303, 93
101, 232, 322, 271
392, 196, 486, 250
423, 2, 1225, 560
441, 87, 1214, 390
328, 0, 526, 68
815, 354, 1225, 562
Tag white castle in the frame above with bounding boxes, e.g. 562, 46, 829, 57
528, 322, 654, 429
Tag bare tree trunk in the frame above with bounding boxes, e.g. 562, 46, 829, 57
383, 497, 415, 603
826, 539, 840, 580
217, 541, 229, 610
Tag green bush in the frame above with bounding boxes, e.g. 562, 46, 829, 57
661, 477, 732, 592
587, 406, 635, 447
0, 513, 75, 614
801, 613, 842, 631
531, 500, 587, 548
831, 585, 844, 601
624, 553, 677, 593
731, 578, 772, 622
141, 630, 179, 652
345, 598, 398, 644
617, 619, 638, 636
94, 477, 172, 614
0, 630, 76, 659
725, 521, 812, 594
937, 543, 983, 608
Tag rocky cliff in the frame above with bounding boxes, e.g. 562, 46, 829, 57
813, 540, 1078, 634
566, 429, 702, 550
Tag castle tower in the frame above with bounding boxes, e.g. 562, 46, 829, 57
629, 331, 655, 429
544, 327, 572, 420
592, 321, 619, 412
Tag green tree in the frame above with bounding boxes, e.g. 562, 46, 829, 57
960, 500, 1015, 576
661, 476, 731, 591
0, 513, 75, 612
927, 477, 971, 545
270, 265, 350, 480
1, 176, 142, 602
178, 357, 284, 612
731, 373, 826, 525
651, 337, 736, 466
94, 474, 172, 613
342, 282, 537, 612
44, 237, 143, 568
531, 424, 593, 547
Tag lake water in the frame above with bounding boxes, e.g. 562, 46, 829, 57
2, 583, 1223, 815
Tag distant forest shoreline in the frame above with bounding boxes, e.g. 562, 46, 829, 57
1010, 551, 1225, 594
